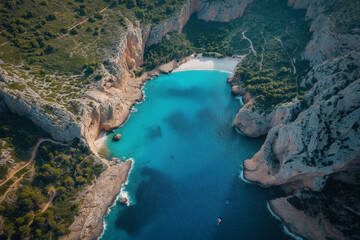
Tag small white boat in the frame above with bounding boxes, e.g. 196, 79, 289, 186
217, 217, 222, 226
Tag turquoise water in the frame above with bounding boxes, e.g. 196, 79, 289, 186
102, 70, 291, 240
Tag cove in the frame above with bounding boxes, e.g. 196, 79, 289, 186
101, 70, 291, 240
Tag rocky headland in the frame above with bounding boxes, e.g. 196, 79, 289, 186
1, 0, 359, 239
0, 0, 254, 239
234, 0, 360, 238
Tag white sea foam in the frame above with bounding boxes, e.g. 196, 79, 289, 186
234, 126, 244, 136
266, 202, 303, 240
99, 158, 135, 239
235, 96, 245, 106
238, 168, 254, 185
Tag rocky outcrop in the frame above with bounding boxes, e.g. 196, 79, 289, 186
288, 0, 360, 66
238, 0, 360, 187
235, 1, 360, 238
146, 0, 252, 46
269, 197, 346, 240
0, 79, 81, 142
196, 0, 252, 22
243, 36, 360, 188
233, 100, 300, 138
62, 160, 132, 240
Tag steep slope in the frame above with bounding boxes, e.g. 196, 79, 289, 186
236, 0, 360, 238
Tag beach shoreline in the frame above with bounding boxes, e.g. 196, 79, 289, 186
93, 55, 242, 152
87, 55, 242, 240
173, 55, 242, 73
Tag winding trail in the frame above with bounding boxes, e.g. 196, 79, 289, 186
0, 138, 68, 187
242, 31, 257, 57
40, 186, 56, 212
58, 4, 110, 40
275, 37, 296, 74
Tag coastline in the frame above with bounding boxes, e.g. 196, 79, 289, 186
266, 202, 304, 240
85, 55, 242, 240
172, 55, 241, 73
93, 55, 242, 152
61, 159, 133, 240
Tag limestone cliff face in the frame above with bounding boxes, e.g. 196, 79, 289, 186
147, 0, 252, 46
82, 22, 148, 150
0, 69, 81, 142
0, 0, 253, 151
241, 0, 360, 188
233, 101, 300, 137
288, 0, 360, 66
244, 53, 360, 186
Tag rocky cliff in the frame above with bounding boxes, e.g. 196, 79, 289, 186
146, 0, 252, 46
235, 0, 360, 186
0, 0, 253, 152
0, 69, 81, 142
234, 0, 360, 238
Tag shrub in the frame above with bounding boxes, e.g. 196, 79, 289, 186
69, 28, 79, 35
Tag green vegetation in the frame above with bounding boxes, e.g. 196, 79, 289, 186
0, 112, 48, 161
0, 113, 104, 239
287, 175, 360, 239
323, 0, 360, 34
0, 0, 187, 108
142, 0, 311, 112
143, 33, 194, 70
231, 0, 311, 112
119, 0, 186, 24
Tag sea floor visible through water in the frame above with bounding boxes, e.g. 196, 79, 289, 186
101, 70, 292, 240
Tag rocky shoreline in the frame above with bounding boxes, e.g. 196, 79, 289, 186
61, 159, 133, 240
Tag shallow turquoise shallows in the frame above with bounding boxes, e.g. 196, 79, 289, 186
102, 70, 291, 240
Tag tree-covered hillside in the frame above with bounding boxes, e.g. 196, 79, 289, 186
143, 0, 312, 112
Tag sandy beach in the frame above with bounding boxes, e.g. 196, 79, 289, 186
172, 56, 241, 73
94, 130, 107, 152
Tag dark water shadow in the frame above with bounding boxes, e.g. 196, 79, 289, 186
159, 86, 206, 102
163, 111, 194, 136
115, 167, 176, 235
146, 125, 162, 139
212, 177, 291, 240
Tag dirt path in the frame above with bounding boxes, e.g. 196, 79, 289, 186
0, 138, 68, 188
242, 31, 257, 57
260, 52, 264, 71
0, 40, 9, 47
0, 167, 32, 203
275, 37, 296, 74
40, 186, 56, 212
58, 4, 110, 40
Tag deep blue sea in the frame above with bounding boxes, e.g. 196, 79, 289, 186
101, 70, 291, 240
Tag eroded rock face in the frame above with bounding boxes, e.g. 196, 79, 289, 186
233, 101, 298, 138
236, 0, 360, 188
82, 22, 147, 151
288, 0, 360, 66
146, 0, 252, 46
0, 0, 253, 152
244, 52, 360, 187
0, 81, 81, 142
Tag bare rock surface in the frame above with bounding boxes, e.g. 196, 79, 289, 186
61, 160, 132, 240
